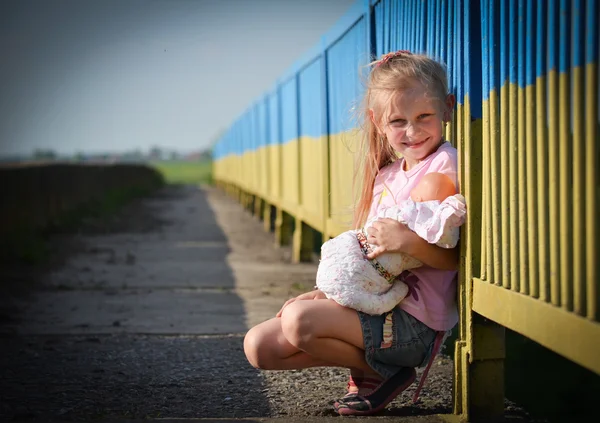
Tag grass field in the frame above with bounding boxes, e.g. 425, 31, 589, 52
150, 160, 213, 185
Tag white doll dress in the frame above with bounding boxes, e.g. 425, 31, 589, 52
316, 194, 466, 316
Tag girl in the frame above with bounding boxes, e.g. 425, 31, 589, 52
243, 50, 459, 416
316, 171, 466, 316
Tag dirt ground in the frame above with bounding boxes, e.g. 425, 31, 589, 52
0, 184, 541, 422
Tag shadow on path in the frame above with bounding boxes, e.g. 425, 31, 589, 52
0, 185, 271, 421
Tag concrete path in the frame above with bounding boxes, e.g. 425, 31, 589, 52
0, 184, 535, 422
1, 186, 243, 335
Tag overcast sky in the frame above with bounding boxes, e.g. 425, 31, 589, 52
0, 0, 355, 157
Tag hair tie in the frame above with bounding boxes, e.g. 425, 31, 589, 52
376, 50, 412, 67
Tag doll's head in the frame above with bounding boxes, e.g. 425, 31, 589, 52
409, 172, 456, 202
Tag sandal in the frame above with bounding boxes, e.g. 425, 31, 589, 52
333, 375, 382, 409
334, 367, 416, 416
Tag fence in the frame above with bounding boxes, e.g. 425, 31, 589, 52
213, 0, 599, 420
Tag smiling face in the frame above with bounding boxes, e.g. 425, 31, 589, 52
376, 81, 453, 170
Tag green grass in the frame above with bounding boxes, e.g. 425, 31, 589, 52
150, 160, 213, 185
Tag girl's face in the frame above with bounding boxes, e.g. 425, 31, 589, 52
377, 83, 452, 170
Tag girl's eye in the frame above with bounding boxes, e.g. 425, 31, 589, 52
390, 119, 407, 126
418, 114, 432, 119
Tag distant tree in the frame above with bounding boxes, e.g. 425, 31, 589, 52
200, 150, 212, 161
149, 146, 163, 160
32, 148, 57, 161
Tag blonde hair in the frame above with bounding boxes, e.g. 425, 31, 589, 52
352, 52, 450, 228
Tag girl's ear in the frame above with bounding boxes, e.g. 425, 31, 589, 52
369, 109, 376, 125
369, 109, 383, 134
443, 94, 456, 122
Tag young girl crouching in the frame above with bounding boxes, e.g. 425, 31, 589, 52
244, 51, 461, 416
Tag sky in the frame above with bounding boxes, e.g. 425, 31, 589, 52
0, 0, 356, 157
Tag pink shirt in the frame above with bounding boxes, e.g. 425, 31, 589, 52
368, 141, 459, 331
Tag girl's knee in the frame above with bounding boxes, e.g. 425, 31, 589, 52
280, 301, 316, 349
243, 325, 269, 369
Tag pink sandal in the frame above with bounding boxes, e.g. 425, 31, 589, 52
334, 331, 446, 415
334, 367, 416, 416
333, 375, 382, 409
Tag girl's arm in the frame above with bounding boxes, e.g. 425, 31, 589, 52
365, 218, 459, 270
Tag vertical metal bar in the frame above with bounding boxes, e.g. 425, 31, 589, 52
571, 0, 585, 316
406, 0, 417, 51
489, 0, 502, 286
415, 0, 420, 51
389, 0, 396, 51
517, 0, 529, 295
456, 0, 462, 115
447, 0, 453, 72
296, 75, 302, 209
415, 0, 421, 51
385, 0, 391, 52
509, 0, 520, 292
441, 0, 447, 62
454, 0, 462, 154
277, 83, 284, 203
547, 0, 560, 306
525, 0, 538, 298
500, 0, 511, 289
446, 0, 455, 142
406, 0, 413, 51
368, 0, 377, 58
481, 0, 490, 281
427, 0, 434, 54
393, 0, 399, 51
536, 0, 549, 302
584, 0, 598, 321
558, 0, 572, 311
420, 0, 426, 52
433, 0, 444, 59
401, 0, 408, 50
421, 0, 425, 52
412, 0, 418, 51
453, 0, 474, 413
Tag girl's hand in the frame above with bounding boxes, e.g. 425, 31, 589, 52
365, 218, 415, 259
275, 289, 327, 317
366, 218, 459, 270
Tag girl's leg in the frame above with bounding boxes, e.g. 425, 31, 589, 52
244, 298, 376, 375
244, 315, 333, 370
278, 298, 374, 373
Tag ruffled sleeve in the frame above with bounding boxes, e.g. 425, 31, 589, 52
397, 194, 467, 248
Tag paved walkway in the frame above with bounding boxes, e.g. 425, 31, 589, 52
0, 185, 535, 422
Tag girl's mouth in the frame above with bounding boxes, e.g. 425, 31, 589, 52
405, 138, 428, 148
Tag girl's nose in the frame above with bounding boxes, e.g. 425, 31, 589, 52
405, 122, 421, 138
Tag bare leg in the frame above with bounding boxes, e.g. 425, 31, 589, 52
244, 315, 333, 370
244, 299, 376, 374
278, 299, 372, 372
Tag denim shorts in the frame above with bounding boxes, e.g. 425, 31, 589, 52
358, 306, 437, 379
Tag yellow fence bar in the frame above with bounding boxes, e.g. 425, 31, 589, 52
517, 77, 528, 296
547, 68, 560, 307
489, 89, 501, 286
558, 70, 572, 311
535, 73, 549, 303
585, 59, 598, 321
482, 95, 491, 282
572, 64, 585, 316
508, 81, 519, 292
525, 82, 538, 298
500, 84, 510, 290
